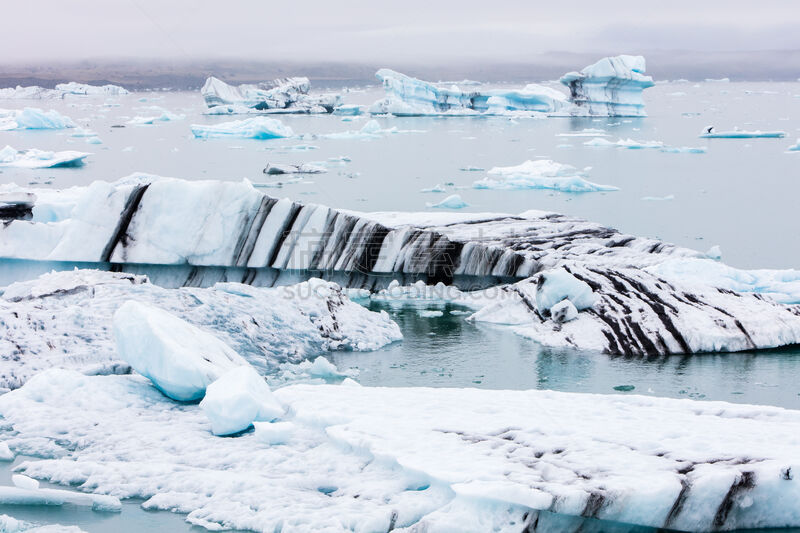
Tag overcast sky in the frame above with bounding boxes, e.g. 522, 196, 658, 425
4, 0, 800, 64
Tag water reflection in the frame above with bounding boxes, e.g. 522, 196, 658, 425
334, 302, 800, 409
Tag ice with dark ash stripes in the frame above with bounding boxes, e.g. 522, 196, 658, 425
2, 175, 800, 357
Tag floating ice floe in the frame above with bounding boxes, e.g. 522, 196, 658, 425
201, 76, 340, 114
322, 119, 424, 140
785, 139, 800, 151
0, 108, 75, 130
0, 269, 401, 390
191, 117, 293, 139
369, 68, 568, 116
128, 106, 185, 125
560, 55, 654, 117
473, 159, 619, 192
332, 104, 362, 116
263, 163, 327, 175
2, 372, 800, 531
427, 194, 469, 209
586, 137, 707, 153
705, 77, 730, 83
4, 176, 800, 356
420, 184, 446, 193
700, 128, 786, 139
0, 146, 89, 169
0, 514, 87, 533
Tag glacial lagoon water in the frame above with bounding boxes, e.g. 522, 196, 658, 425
2, 80, 800, 531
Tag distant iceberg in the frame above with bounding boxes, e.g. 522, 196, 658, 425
263, 163, 327, 175
201, 76, 340, 114
54, 82, 129, 95
473, 159, 618, 192
560, 55, 654, 117
191, 117, 293, 139
0, 145, 89, 168
0, 107, 75, 130
584, 137, 664, 149
0, 82, 128, 99
369, 68, 568, 116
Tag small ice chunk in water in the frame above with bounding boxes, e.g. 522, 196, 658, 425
191, 117, 293, 139
426, 194, 469, 209
786, 139, 800, 152
420, 184, 446, 193
112, 300, 249, 401
535, 268, 597, 314
418, 309, 444, 318
308, 356, 342, 378
200, 366, 284, 436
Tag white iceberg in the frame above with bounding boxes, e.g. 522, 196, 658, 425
191, 117, 293, 139
0, 86, 63, 100
427, 194, 469, 209
200, 365, 284, 435
584, 137, 664, 149
2, 370, 800, 532
0, 146, 89, 168
54, 82, 129, 96
201, 76, 340, 114
369, 68, 568, 116
332, 104, 362, 116
113, 299, 249, 401
0, 108, 75, 130
560, 55, 654, 117
473, 159, 618, 192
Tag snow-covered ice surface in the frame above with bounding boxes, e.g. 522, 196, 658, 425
191, 117, 293, 139
560, 55, 654, 117
0, 146, 89, 168
473, 159, 618, 192
0, 82, 128, 100
201, 76, 340, 114
0, 514, 87, 532
369, 68, 568, 116
2, 373, 800, 532
0, 269, 400, 390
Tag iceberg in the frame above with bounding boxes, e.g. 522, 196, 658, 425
200, 365, 284, 435
0, 146, 89, 168
4, 176, 800, 356
700, 128, 786, 139
560, 55, 654, 117
191, 116, 293, 139
2, 370, 800, 532
787, 139, 800, 152
263, 162, 327, 175
584, 137, 664, 149
54, 82, 128, 95
369, 68, 568, 116
473, 159, 618, 192
0, 269, 401, 390
112, 300, 250, 401
0, 85, 63, 100
201, 76, 340, 114
427, 194, 469, 209
0, 107, 75, 130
